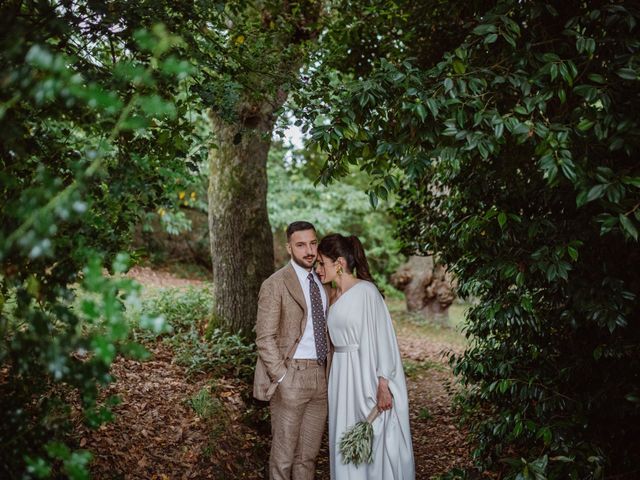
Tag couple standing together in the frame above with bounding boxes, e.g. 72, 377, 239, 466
253, 221, 415, 480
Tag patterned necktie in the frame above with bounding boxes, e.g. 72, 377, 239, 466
308, 272, 328, 364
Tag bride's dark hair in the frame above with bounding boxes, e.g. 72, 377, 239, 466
318, 233, 376, 286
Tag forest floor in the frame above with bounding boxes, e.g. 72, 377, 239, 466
74, 266, 475, 479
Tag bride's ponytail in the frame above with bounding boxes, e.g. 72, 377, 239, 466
348, 235, 376, 285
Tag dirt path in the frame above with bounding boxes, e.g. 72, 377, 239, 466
399, 336, 472, 477
78, 269, 470, 479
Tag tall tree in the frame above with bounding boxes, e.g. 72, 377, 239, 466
204, 1, 322, 337
70, 0, 324, 337
121, 0, 324, 338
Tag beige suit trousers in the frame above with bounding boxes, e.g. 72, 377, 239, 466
269, 359, 328, 480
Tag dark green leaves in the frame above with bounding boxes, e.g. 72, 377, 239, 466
298, 2, 640, 478
444, 77, 454, 92
472, 24, 497, 36
617, 68, 637, 81
587, 184, 607, 202
498, 212, 507, 229
1, 10, 201, 477
619, 214, 638, 240
484, 33, 498, 44
576, 36, 596, 55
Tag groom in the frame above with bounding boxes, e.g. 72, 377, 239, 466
253, 221, 331, 480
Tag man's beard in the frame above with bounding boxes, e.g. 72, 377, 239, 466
292, 253, 315, 270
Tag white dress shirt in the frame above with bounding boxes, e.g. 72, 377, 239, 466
290, 260, 328, 359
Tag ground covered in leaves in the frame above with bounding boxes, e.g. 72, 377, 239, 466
75, 267, 472, 479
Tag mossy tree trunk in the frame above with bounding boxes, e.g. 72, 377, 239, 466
204, 1, 323, 339
207, 101, 280, 339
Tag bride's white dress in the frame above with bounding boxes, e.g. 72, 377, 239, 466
328, 281, 415, 480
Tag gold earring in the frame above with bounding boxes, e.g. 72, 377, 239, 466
336, 264, 343, 276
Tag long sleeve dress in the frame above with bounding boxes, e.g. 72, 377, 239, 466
327, 281, 415, 480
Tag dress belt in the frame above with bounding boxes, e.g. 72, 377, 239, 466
334, 344, 359, 353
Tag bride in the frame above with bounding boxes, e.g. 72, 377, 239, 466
315, 233, 415, 480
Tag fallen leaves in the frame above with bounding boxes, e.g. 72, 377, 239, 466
70, 268, 472, 479
72, 342, 268, 479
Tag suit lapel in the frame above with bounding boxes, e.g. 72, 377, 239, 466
283, 263, 308, 320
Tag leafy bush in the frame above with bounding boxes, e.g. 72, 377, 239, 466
128, 286, 213, 338
0, 5, 198, 477
300, 1, 640, 478
172, 327, 256, 382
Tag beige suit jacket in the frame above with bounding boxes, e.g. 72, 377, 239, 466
253, 263, 331, 401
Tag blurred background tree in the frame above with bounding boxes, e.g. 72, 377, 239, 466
267, 143, 404, 292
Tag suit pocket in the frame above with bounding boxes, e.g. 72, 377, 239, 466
265, 380, 279, 401
253, 358, 270, 401
275, 366, 298, 401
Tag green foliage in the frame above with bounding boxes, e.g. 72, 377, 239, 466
403, 359, 446, 378
267, 144, 405, 284
190, 387, 222, 420
129, 286, 213, 338
172, 327, 256, 382
0, 3, 203, 476
188, 385, 230, 456
417, 407, 433, 422
338, 417, 375, 466
133, 286, 256, 382
300, 1, 640, 478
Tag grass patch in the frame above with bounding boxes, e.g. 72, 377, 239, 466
418, 407, 433, 421
387, 298, 469, 348
189, 387, 225, 421
188, 386, 228, 440
403, 359, 448, 378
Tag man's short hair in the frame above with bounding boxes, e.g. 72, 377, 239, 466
286, 221, 316, 241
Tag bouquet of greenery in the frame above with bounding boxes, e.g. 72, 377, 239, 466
338, 406, 381, 466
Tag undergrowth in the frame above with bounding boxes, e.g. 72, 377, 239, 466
127, 286, 256, 383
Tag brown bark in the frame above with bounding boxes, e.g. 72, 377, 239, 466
391, 255, 456, 325
207, 103, 277, 339
205, 2, 323, 340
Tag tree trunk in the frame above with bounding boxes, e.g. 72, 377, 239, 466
204, 1, 322, 340
207, 104, 276, 340
390, 255, 456, 325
